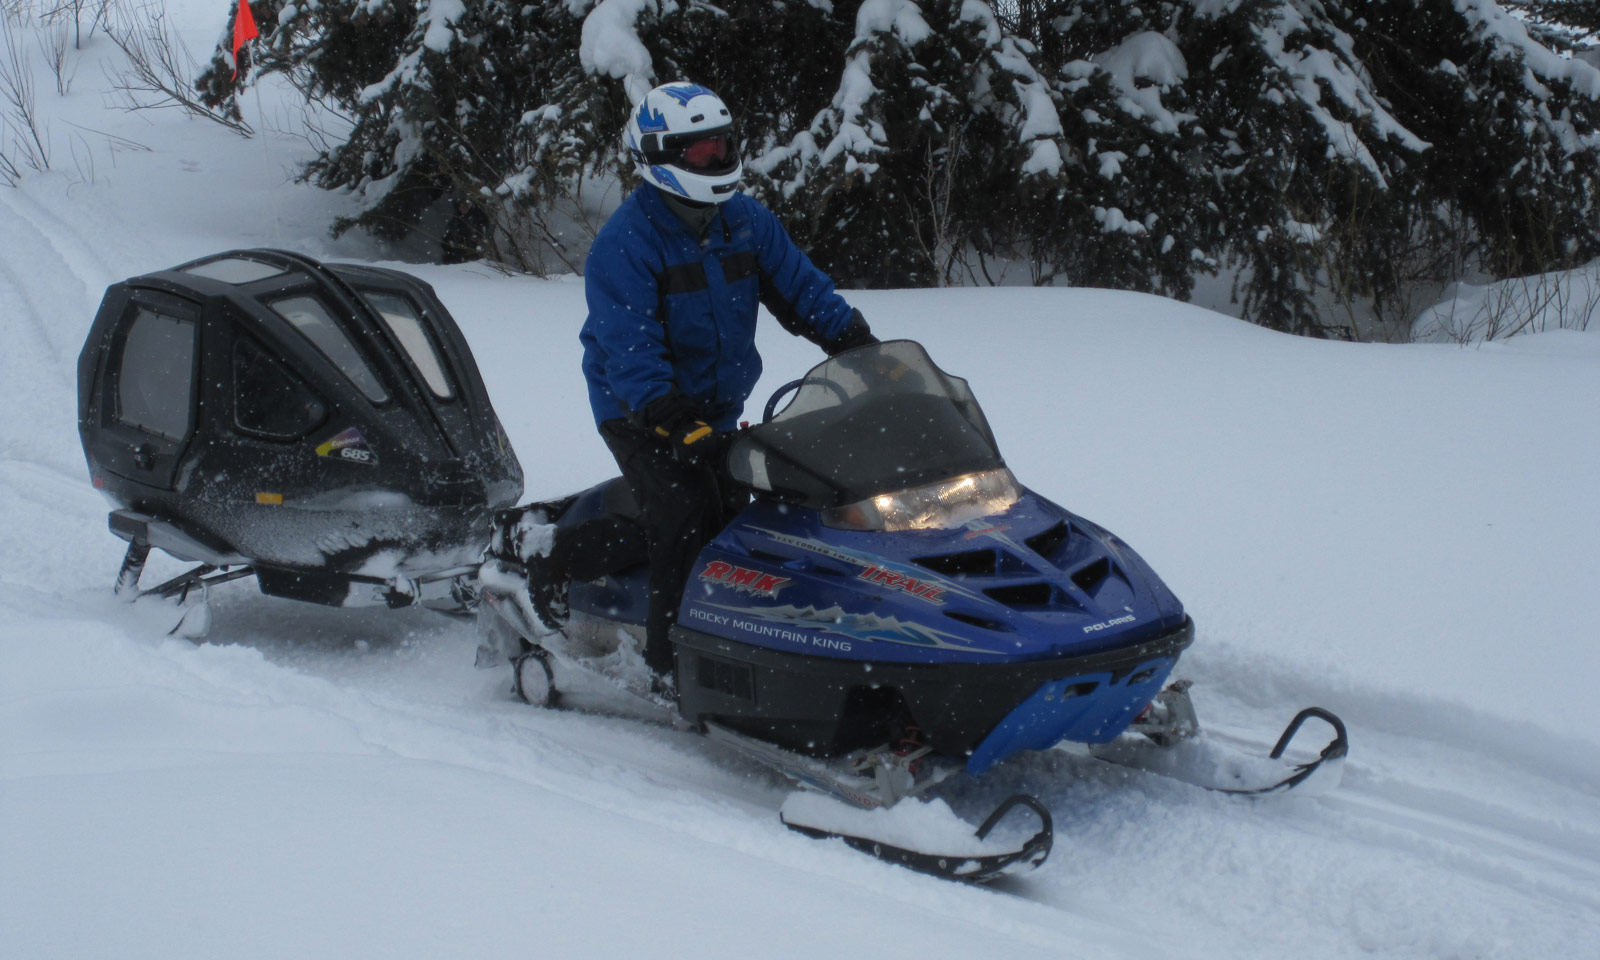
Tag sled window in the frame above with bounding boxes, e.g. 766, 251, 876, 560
269, 295, 390, 404
233, 338, 328, 439
181, 257, 285, 285
362, 291, 455, 400
114, 306, 197, 442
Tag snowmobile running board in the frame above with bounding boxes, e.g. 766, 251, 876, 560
701, 721, 954, 810
499, 643, 1056, 884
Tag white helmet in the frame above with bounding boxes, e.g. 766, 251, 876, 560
623, 82, 743, 205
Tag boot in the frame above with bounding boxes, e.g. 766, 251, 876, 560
523, 551, 568, 633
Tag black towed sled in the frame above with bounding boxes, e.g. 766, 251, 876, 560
78, 249, 520, 627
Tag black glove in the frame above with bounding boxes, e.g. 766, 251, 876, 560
637, 392, 715, 459
823, 309, 879, 357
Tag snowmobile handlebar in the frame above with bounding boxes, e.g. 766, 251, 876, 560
761, 376, 852, 423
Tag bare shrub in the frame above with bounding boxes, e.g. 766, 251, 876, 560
1479, 270, 1600, 339
35, 18, 74, 93
101, 0, 252, 136
0, 143, 20, 185
36, 0, 114, 49
0, 12, 51, 179
1417, 266, 1600, 342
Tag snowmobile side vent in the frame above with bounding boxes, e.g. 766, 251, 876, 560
983, 583, 1054, 608
912, 549, 997, 577
1024, 522, 1071, 564
1071, 557, 1113, 594
748, 548, 795, 567
697, 654, 756, 703
943, 611, 1012, 632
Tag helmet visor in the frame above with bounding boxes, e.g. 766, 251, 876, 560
668, 130, 739, 175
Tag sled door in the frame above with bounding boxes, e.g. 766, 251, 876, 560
81, 287, 203, 491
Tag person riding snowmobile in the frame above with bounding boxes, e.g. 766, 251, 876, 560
531, 81, 878, 689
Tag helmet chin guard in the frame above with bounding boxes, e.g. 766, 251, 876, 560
623, 82, 743, 205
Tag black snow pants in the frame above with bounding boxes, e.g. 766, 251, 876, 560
599, 418, 749, 678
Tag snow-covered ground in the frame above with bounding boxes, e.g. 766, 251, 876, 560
3, 7, 1599, 959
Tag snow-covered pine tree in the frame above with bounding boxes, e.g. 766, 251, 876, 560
952, 3, 1076, 287
1019, 0, 1600, 336
200, 0, 589, 265
754, 0, 1076, 287
753, 0, 948, 286
1349, 0, 1600, 280
515, 0, 850, 219
502, 0, 855, 270
644, 0, 852, 154
199, 0, 1600, 339
1505, 0, 1600, 42
1017, 0, 1215, 297
197, 0, 417, 141
1171, 0, 1428, 336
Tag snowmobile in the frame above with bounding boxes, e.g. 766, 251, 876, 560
475, 339, 1348, 883
78, 249, 521, 631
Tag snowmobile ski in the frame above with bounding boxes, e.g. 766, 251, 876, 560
780, 791, 1053, 884
705, 723, 1051, 882
1086, 684, 1348, 796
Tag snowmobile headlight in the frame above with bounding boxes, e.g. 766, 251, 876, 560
823, 469, 1021, 532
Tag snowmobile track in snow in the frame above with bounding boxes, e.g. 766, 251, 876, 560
1324, 776, 1600, 914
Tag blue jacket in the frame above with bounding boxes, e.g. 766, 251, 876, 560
580, 186, 857, 431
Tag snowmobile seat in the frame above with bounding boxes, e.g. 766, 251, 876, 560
600, 475, 640, 518
79, 249, 524, 610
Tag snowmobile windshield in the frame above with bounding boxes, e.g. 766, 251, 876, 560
730, 340, 1010, 516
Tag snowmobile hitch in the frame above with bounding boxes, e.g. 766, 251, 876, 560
112, 530, 253, 603
134, 564, 256, 602
114, 536, 151, 598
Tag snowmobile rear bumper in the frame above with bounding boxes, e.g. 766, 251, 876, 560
671, 617, 1194, 765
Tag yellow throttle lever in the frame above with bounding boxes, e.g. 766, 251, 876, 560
657, 421, 713, 446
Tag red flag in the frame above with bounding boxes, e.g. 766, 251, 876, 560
231, 0, 259, 78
